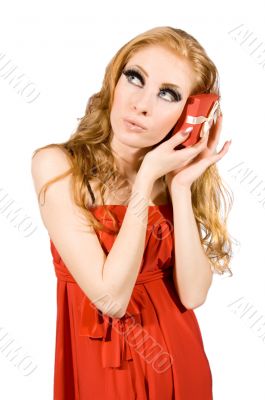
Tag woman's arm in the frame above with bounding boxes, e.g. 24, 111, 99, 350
101, 172, 153, 315
169, 185, 213, 309
31, 147, 154, 319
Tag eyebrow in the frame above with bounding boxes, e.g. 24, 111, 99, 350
130, 64, 182, 91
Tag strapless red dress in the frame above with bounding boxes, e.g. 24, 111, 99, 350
50, 204, 213, 399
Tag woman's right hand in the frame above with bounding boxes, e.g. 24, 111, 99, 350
140, 127, 209, 183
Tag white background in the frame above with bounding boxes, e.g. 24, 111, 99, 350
0, 0, 265, 398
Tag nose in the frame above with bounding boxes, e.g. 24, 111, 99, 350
130, 89, 153, 115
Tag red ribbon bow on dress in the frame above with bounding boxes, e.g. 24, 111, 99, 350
78, 285, 146, 368
78, 267, 173, 369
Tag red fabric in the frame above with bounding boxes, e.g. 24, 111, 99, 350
50, 204, 213, 399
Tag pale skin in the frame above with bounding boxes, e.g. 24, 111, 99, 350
109, 44, 231, 308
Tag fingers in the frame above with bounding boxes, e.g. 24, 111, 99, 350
168, 127, 193, 147
202, 139, 231, 167
179, 128, 210, 159
214, 140, 231, 161
192, 128, 210, 148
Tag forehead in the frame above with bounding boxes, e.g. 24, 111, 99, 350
126, 44, 195, 94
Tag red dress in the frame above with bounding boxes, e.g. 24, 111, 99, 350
50, 204, 213, 399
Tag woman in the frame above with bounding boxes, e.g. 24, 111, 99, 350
31, 26, 234, 399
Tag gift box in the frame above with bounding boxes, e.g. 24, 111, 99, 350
172, 93, 221, 147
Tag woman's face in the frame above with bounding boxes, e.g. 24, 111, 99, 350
110, 44, 196, 150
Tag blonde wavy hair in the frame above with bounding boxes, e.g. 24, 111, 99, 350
32, 26, 235, 276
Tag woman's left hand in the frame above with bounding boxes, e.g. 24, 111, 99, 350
165, 115, 231, 193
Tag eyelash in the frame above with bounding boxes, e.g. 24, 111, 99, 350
122, 68, 182, 102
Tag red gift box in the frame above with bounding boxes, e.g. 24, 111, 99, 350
171, 93, 221, 147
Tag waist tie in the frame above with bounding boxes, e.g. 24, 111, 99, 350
53, 257, 173, 368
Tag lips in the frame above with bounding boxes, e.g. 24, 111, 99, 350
123, 117, 147, 130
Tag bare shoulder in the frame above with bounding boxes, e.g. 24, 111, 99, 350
31, 145, 71, 169
31, 145, 78, 231
31, 146, 72, 197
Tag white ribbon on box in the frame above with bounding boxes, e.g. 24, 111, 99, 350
186, 100, 221, 137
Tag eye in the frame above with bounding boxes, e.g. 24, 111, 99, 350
122, 68, 144, 85
122, 68, 182, 103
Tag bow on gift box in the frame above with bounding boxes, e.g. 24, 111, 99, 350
186, 98, 221, 137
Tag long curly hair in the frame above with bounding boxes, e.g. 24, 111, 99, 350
32, 26, 235, 276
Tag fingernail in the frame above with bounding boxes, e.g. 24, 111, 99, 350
183, 127, 193, 135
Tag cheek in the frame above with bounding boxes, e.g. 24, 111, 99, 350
170, 104, 185, 123
112, 79, 129, 107
166, 103, 191, 134
158, 110, 182, 133
150, 109, 182, 142
112, 88, 122, 110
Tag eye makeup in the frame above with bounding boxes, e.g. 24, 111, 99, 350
122, 67, 182, 102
